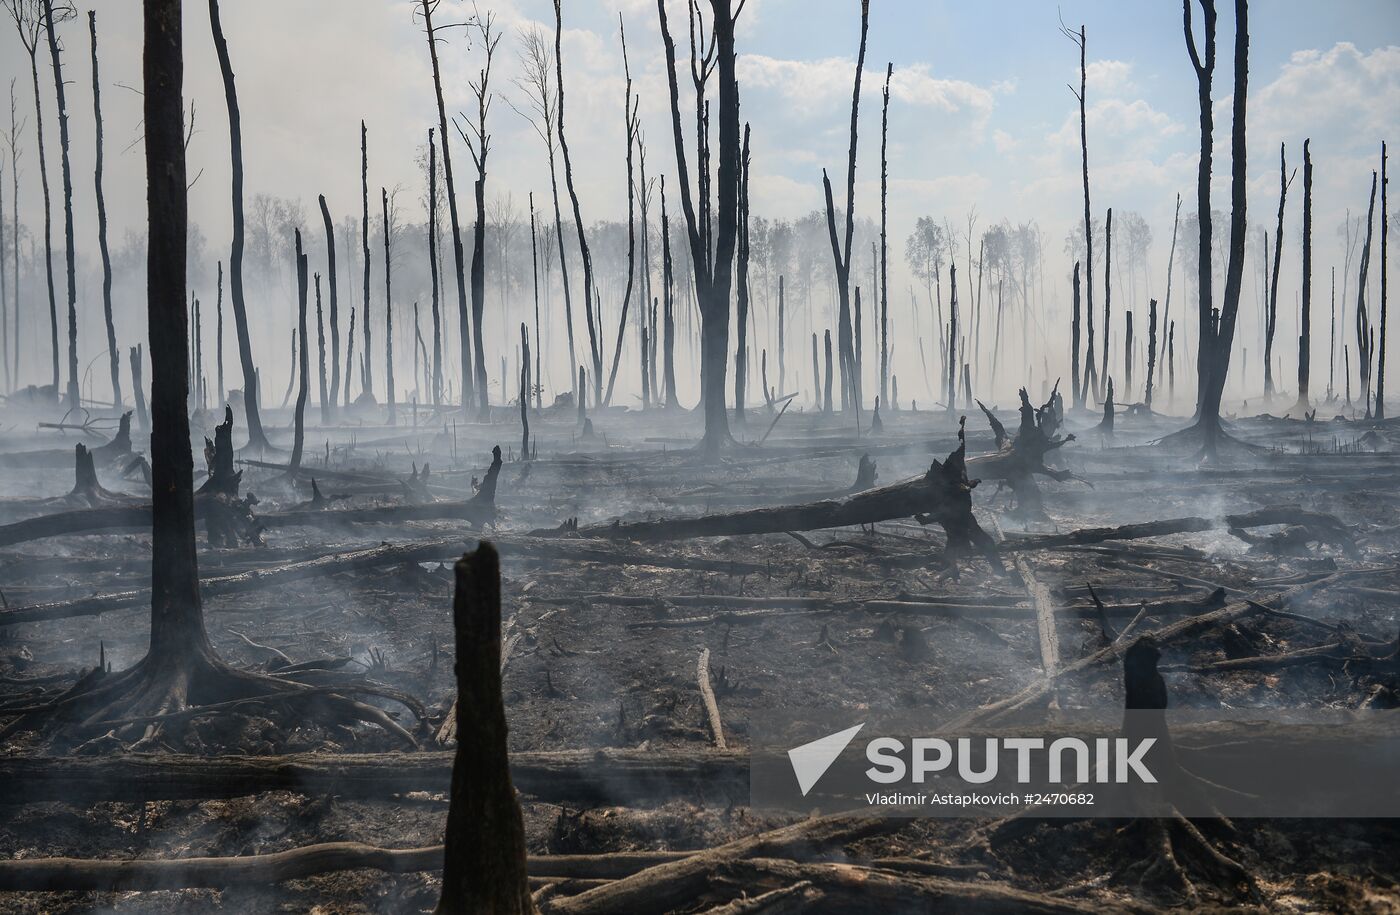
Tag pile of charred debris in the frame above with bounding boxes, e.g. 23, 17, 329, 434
0, 393, 1395, 913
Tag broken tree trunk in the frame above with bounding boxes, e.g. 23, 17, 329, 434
290, 230, 309, 473
436, 542, 533, 914
972, 387, 1077, 519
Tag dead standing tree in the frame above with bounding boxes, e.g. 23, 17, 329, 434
208, 0, 269, 449
1264, 142, 1295, 401
1355, 172, 1377, 419
512, 25, 576, 401
1061, 19, 1095, 409
1165, 0, 1252, 459
359, 122, 373, 403
457, 10, 499, 418
0, 0, 417, 748
733, 122, 750, 425
822, 0, 870, 414
382, 186, 396, 423
556, 0, 602, 407
318, 194, 341, 415
417, 0, 474, 412
3, 0, 61, 395
603, 14, 640, 409
1291, 139, 1313, 417
290, 230, 309, 473
41, 0, 79, 408
1376, 142, 1388, 419
657, 0, 744, 457
88, 10, 119, 408
879, 62, 892, 410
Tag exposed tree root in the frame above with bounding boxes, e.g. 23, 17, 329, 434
973, 386, 1080, 520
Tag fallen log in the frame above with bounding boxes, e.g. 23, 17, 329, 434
998, 517, 1213, 553
0, 844, 690, 893
0, 748, 749, 806
533, 425, 1000, 569
541, 813, 908, 915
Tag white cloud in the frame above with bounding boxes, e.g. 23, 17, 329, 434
1085, 59, 1136, 97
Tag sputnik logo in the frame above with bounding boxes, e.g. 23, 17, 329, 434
787, 722, 865, 796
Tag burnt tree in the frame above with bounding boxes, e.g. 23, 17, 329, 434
822, 0, 870, 413
1062, 21, 1095, 410
733, 122, 751, 425
435, 544, 532, 914
88, 10, 119, 407
208, 0, 268, 448
460, 11, 499, 417
1293, 139, 1313, 415
657, 0, 746, 456
43, 0, 79, 406
318, 194, 341, 415
1356, 171, 1377, 418
879, 62, 892, 410
1264, 142, 1294, 400
290, 230, 309, 473
603, 15, 640, 409
382, 186, 396, 423
556, 0, 601, 406
426, 130, 442, 407
1377, 142, 1389, 419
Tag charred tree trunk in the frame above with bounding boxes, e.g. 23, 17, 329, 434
360, 123, 373, 401
1125, 310, 1134, 396
1146, 297, 1159, 408
208, 0, 268, 449
1101, 207, 1112, 399
343, 307, 356, 411
207, 0, 267, 450
1295, 139, 1313, 414
1067, 23, 1093, 410
146, 0, 212, 667
604, 20, 639, 410
656, 0, 742, 456
811, 333, 820, 411
215, 263, 224, 405
879, 63, 891, 410
1159, 194, 1181, 394
382, 186, 396, 423
315, 273, 328, 424
88, 11, 119, 408
130, 344, 148, 433
947, 263, 957, 415
520, 324, 530, 459
733, 123, 751, 425
556, 0, 600, 407
318, 195, 340, 416
41, 0, 79, 407
823, 329, 834, 415
821, 0, 869, 413
418, 0, 473, 412
1377, 141, 1389, 419
464, 18, 498, 419
435, 543, 533, 914
427, 130, 442, 409
290, 230, 309, 473
528, 193, 541, 408
1071, 261, 1082, 407
1356, 172, 1377, 419
1265, 142, 1292, 400
661, 176, 677, 409
1181, 0, 1250, 458
15, 22, 60, 393
778, 276, 786, 397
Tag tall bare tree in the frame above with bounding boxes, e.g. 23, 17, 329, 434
425, 130, 441, 407
1377, 142, 1389, 419
604, 13, 640, 408
1061, 19, 1094, 409
41, 0, 78, 408
1356, 171, 1378, 418
657, 0, 745, 456
417, 0, 473, 411
208, 0, 269, 448
458, 10, 499, 417
1181, 0, 1251, 457
318, 194, 340, 414
360, 121, 373, 400
879, 62, 892, 410
4, 0, 64, 394
555, 0, 601, 406
1264, 142, 1294, 399
822, 0, 869, 413
88, 10, 118, 406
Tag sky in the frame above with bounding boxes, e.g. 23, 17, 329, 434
0, 0, 1397, 408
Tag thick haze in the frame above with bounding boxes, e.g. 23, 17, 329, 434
0, 0, 1397, 410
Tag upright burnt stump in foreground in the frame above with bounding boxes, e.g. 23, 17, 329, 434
437, 542, 532, 915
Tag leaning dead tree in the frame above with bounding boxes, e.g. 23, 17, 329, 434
822, 0, 870, 413
1377, 141, 1389, 420
1355, 171, 1377, 419
1172, 0, 1251, 458
435, 544, 533, 914
208, 0, 269, 449
657, 0, 745, 456
88, 10, 119, 408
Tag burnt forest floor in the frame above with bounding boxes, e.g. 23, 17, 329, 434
0, 393, 1398, 913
